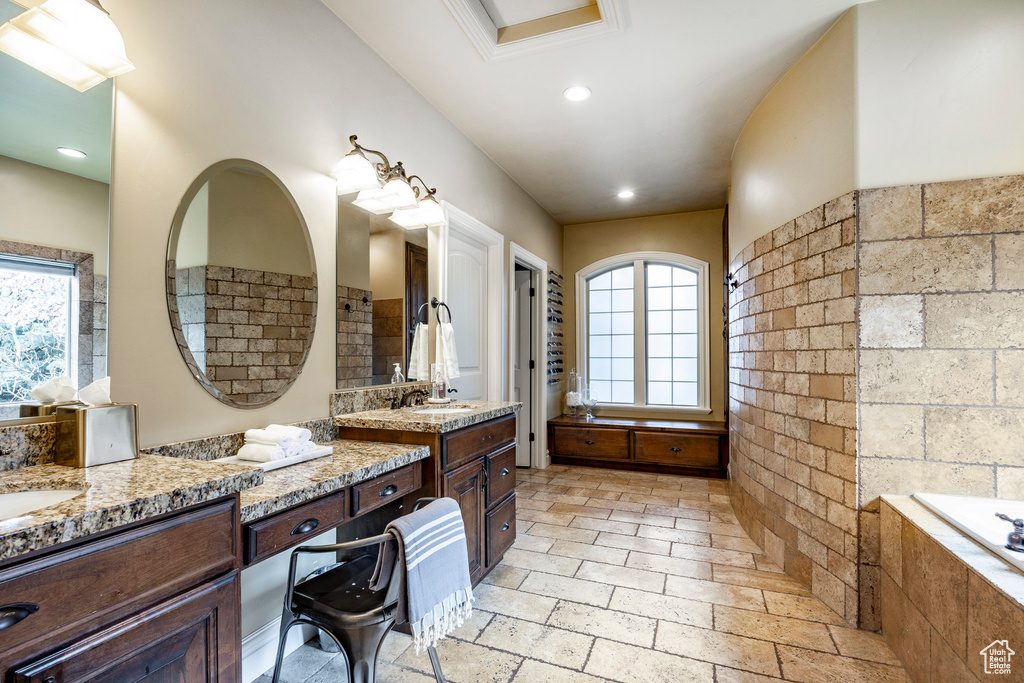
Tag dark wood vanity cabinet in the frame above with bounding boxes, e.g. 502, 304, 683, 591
0, 496, 241, 681
338, 413, 518, 585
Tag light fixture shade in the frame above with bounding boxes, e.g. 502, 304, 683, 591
388, 207, 426, 229
377, 176, 418, 211
388, 195, 446, 230
352, 187, 394, 215
0, 0, 134, 92
332, 151, 380, 194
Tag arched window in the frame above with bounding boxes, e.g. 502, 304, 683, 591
576, 252, 710, 412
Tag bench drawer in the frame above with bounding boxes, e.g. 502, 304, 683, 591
551, 426, 629, 460
485, 493, 516, 566
486, 445, 516, 507
633, 431, 721, 468
0, 497, 237, 661
442, 415, 515, 470
244, 492, 346, 565
351, 462, 422, 518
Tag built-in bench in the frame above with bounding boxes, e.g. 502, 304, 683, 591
547, 415, 728, 478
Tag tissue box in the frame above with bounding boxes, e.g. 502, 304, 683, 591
53, 403, 139, 468
19, 400, 84, 418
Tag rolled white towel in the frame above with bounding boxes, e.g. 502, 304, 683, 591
244, 424, 312, 446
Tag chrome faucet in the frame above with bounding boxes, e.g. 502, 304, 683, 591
996, 513, 1024, 553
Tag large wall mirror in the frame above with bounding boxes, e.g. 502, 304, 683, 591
0, 0, 113, 419
336, 201, 428, 388
166, 159, 317, 408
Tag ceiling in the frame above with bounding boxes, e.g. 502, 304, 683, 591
322, 0, 867, 225
0, 0, 113, 184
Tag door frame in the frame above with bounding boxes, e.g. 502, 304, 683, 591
431, 202, 504, 401
508, 241, 548, 469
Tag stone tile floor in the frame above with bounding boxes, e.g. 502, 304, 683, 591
258, 464, 909, 682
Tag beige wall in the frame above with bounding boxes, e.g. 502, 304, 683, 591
856, 0, 1024, 190
0, 155, 109, 275
368, 230, 406, 301
729, 10, 855, 261
562, 210, 726, 422
336, 201, 370, 291
207, 168, 312, 277
175, 182, 208, 269
105, 0, 560, 448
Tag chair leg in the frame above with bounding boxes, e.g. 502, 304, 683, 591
427, 645, 448, 683
271, 614, 299, 683
330, 620, 394, 683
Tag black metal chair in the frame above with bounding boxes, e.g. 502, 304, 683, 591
271, 498, 448, 683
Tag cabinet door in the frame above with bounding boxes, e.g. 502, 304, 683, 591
442, 458, 485, 584
12, 572, 239, 683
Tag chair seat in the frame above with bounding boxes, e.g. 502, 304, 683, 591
293, 554, 392, 629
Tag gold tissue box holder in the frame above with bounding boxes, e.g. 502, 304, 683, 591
53, 403, 140, 468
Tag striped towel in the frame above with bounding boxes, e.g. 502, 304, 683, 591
370, 498, 474, 653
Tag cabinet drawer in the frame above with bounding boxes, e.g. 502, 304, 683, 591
351, 462, 422, 518
485, 493, 516, 566
0, 498, 237, 662
442, 415, 515, 470
244, 492, 346, 565
486, 446, 516, 507
551, 426, 629, 460
633, 431, 721, 468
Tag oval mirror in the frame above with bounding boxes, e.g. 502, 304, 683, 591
166, 159, 317, 408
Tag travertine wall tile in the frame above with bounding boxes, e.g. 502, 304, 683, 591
859, 404, 923, 460
924, 408, 1024, 466
924, 175, 1024, 236
859, 185, 922, 241
993, 233, 1024, 290
859, 237, 992, 294
860, 459, 995, 498
859, 295, 923, 348
925, 292, 1024, 348
859, 349, 992, 404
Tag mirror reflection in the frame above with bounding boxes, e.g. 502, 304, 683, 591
167, 160, 317, 408
336, 202, 428, 388
0, 0, 113, 418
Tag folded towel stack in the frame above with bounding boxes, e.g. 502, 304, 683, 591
237, 424, 316, 462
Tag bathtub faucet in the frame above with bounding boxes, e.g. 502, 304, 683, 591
995, 513, 1024, 553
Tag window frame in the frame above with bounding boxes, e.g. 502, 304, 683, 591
575, 251, 711, 415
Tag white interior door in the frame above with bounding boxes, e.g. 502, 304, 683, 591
513, 269, 532, 467
446, 231, 488, 399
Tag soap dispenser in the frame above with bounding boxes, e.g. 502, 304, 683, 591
391, 363, 405, 384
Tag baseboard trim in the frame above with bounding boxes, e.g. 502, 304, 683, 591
241, 618, 318, 683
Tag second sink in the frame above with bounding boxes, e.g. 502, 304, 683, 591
0, 489, 85, 521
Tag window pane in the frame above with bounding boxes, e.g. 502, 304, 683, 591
0, 265, 73, 404
590, 272, 612, 290
587, 264, 635, 404
648, 287, 671, 310
646, 262, 702, 408
648, 381, 672, 405
590, 289, 611, 313
590, 335, 611, 357
611, 266, 633, 289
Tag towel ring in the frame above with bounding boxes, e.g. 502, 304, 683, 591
410, 297, 452, 336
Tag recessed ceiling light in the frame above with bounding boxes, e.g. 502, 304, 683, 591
57, 147, 87, 159
617, 190, 635, 199
563, 86, 591, 102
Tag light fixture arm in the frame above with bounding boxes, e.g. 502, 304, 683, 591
407, 174, 436, 201
349, 134, 395, 182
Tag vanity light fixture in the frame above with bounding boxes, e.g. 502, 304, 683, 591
57, 146, 86, 158
0, 0, 135, 93
563, 85, 591, 102
336, 135, 447, 229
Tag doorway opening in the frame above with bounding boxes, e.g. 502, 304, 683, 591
509, 242, 548, 469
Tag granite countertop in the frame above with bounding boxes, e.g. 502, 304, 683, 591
333, 401, 521, 434
0, 455, 263, 563
239, 439, 431, 522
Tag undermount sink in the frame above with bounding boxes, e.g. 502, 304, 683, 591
412, 408, 475, 415
0, 489, 84, 521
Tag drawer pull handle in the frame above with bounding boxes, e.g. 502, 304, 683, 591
500, 467, 510, 476
670, 447, 682, 452
380, 484, 399, 497
585, 440, 595, 445
500, 522, 510, 531
291, 518, 320, 535
0, 603, 38, 632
